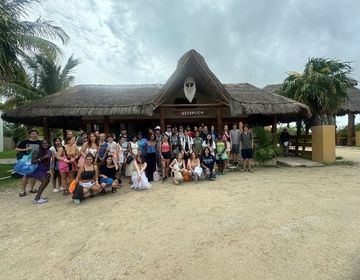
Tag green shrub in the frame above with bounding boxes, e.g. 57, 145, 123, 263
253, 126, 282, 163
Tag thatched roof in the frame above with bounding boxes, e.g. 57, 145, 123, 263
337, 86, 360, 115
2, 84, 162, 126
263, 84, 360, 115
155, 49, 233, 107
2, 50, 312, 128
227, 83, 311, 121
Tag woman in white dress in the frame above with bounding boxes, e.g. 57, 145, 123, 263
131, 155, 152, 191
126, 135, 139, 184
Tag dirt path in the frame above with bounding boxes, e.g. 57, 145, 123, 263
1, 161, 360, 280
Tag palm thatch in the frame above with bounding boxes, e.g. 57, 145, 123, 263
227, 83, 311, 122
263, 84, 360, 115
2, 84, 162, 126
2, 50, 313, 128
155, 49, 233, 107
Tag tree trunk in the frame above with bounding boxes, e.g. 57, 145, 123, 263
312, 114, 336, 126
302, 123, 311, 151
295, 120, 302, 151
347, 113, 355, 146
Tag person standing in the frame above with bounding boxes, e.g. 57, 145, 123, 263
240, 124, 254, 172
57, 136, 80, 195
159, 134, 172, 182
50, 138, 62, 193
16, 129, 41, 197
193, 130, 203, 157
98, 133, 108, 163
180, 130, 193, 161
215, 132, 228, 175
137, 132, 148, 156
145, 133, 157, 182
154, 126, 163, 176
28, 140, 52, 204
230, 123, 241, 165
169, 127, 180, 160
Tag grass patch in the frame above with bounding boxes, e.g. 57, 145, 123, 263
325, 160, 357, 166
336, 156, 343, 160
0, 164, 15, 178
0, 150, 16, 159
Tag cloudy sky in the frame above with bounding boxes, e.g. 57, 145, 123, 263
29, 0, 360, 124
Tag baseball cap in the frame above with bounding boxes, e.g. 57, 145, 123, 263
154, 126, 161, 130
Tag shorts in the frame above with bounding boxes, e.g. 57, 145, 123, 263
99, 178, 114, 185
162, 151, 171, 160
79, 181, 95, 188
241, 148, 253, 159
231, 144, 240, 154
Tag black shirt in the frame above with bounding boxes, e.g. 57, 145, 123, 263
201, 155, 216, 170
99, 165, 117, 179
16, 139, 41, 159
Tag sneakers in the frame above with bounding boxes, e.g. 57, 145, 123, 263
59, 186, 64, 191
19, 192, 26, 197
53, 188, 60, 193
32, 198, 48, 204
73, 199, 81, 205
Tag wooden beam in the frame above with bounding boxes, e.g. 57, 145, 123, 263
216, 108, 222, 132
160, 107, 165, 133
347, 113, 355, 146
272, 115, 277, 143
43, 117, 50, 141
104, 116, 110, 134
159, 103, 224, 108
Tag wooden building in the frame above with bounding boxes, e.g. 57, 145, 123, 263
2, 50, 310, 138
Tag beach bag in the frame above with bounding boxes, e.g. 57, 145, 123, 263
182, 170, 191, 182
69, 179, 77, 194
153, 169, 160, 182
14, 151, 38, 176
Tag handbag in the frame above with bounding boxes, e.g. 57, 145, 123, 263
14, 151, 38, 176
126, 155, 134, 164
153, 170, 160, 182
182, 170, 191, 181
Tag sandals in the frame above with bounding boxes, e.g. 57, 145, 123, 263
19, 192, 26, 197
29, 189, 38, 193
63, 190, 69, 196
111, 188, 116, 193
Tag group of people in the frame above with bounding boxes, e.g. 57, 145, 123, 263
15, 123, 254, 205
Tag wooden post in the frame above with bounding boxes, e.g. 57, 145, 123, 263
104, 116, 110, 134
347, 113, 355, 146
160, 107, 165, 133
217, 108, 222, 132
43, 117, 50, 141
272, 115, 277, 144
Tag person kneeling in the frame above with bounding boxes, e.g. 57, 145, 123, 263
170, 153, 185, 185
99, 155, 120, 193
131, 155, 152, 191
72, 153, 101, 205
201, 147, 216, 181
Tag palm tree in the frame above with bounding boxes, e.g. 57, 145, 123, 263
0, 0, 69, 84
34, 53, 80, 95
0, 54, 79, 111
280, 58, 352, 126
279, 58, 353, 151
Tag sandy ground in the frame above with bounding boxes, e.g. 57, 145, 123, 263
1, 149, 360, 280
